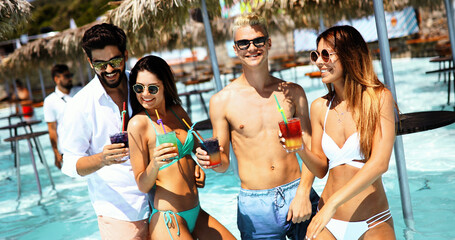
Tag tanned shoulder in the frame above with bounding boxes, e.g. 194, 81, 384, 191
288, 82, 307, 96
128, 113, 148, 134
210, 84, 236, 108
310, 96, 330, 124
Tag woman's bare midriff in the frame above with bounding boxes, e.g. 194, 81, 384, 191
154, 156, 199, 212
319, 164, 390, 221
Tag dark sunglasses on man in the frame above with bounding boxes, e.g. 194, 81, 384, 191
310, 49, 337, 63
91, 56, 124, 72
63, 73, 73, 79
132, 83, 159, 94
235, 36, 268, 50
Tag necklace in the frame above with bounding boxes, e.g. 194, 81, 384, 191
334, 108, 346, 124
332, 96, 348, 124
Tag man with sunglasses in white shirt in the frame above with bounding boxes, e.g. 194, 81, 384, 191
58, 23, 205, 239
43, 64, 81, 169
58, 23, 151, 239
196, 13, 319, 239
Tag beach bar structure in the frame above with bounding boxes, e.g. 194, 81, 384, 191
2, 1, 455, 236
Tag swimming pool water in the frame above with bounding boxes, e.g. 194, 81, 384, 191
0, 57, 454, 239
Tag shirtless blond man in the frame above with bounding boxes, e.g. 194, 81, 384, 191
196, 12, 319, 239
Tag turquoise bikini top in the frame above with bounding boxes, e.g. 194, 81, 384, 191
145, 109, 195, 171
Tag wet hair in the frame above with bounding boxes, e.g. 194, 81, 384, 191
81, 23, 127, 60
129, 55, 182, 117
51, 64, 69, 78
316, 25, 388, 160
232, 12, 269, 39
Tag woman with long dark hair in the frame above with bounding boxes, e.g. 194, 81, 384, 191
127, 55, 235, 239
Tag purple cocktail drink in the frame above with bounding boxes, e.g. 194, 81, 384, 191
110, 131, 129, 147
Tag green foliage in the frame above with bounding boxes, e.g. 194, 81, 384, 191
19, 0, 114, 36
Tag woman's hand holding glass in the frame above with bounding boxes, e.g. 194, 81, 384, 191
151, 143, 178, 168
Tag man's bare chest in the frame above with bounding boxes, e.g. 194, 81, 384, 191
225, 96, 295, 135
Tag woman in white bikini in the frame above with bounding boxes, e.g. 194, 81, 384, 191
296, 25, 397, 239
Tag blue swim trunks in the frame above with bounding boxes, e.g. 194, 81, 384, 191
237, 178, 320, 240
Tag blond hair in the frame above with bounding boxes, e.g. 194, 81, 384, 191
232, 12, 268, 39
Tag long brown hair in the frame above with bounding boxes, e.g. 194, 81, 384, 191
317, 25, 387, 160
129, 55, 182, 117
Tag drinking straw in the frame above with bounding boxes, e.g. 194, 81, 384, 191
181, 118, 204, 142
181, 119, 212, 170
182, 119, 208, 152
155, 109, 167, 134
273, 94, 288, 124
121, 102, 126, 132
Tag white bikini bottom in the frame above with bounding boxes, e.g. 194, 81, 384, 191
325, 209, 392, 240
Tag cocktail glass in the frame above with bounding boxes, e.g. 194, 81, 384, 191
278, 118, 304, 153
110, 131, 129, 147
110, 131, 129, 160
202, 137, 222, 167
156, 131, 179, 160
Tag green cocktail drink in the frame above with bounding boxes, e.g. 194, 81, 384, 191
156, 131, 179, 160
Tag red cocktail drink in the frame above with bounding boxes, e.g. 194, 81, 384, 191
278, 118, 304, 153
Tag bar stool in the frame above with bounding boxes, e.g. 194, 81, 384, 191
0, 120, 44, 167
0, 113, 24, 153
4, 131, 55, 199
178, 88, 213, 119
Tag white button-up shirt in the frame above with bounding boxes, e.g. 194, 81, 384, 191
59, 72, 149, 221
43, 86, 82, 123
43, 86, 82, 152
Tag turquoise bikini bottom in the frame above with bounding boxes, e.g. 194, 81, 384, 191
150, 203, 200, 239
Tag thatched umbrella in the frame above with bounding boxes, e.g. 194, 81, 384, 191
104, 0, 444, 76
247, 0, 442, 31
105, 0, 238, 91
1, 36, 59, 99
2, 21, 98, 72
0, 0, 445, 93
0, 21, 100, 99
0, 0, 32, 40
45, 22, 99, 62
2, 38, 52, 73
105, 0, 235, 56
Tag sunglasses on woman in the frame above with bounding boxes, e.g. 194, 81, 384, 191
132, 83, 159, 94
310, 49, 337, 63
234, 36, 268, 50
92, 57, 124, 72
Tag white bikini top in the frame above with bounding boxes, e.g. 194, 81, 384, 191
321, 96, 365, 170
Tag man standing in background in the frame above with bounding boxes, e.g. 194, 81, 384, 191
43, 64, 81, 169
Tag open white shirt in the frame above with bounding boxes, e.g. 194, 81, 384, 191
59, 72, 149, 221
